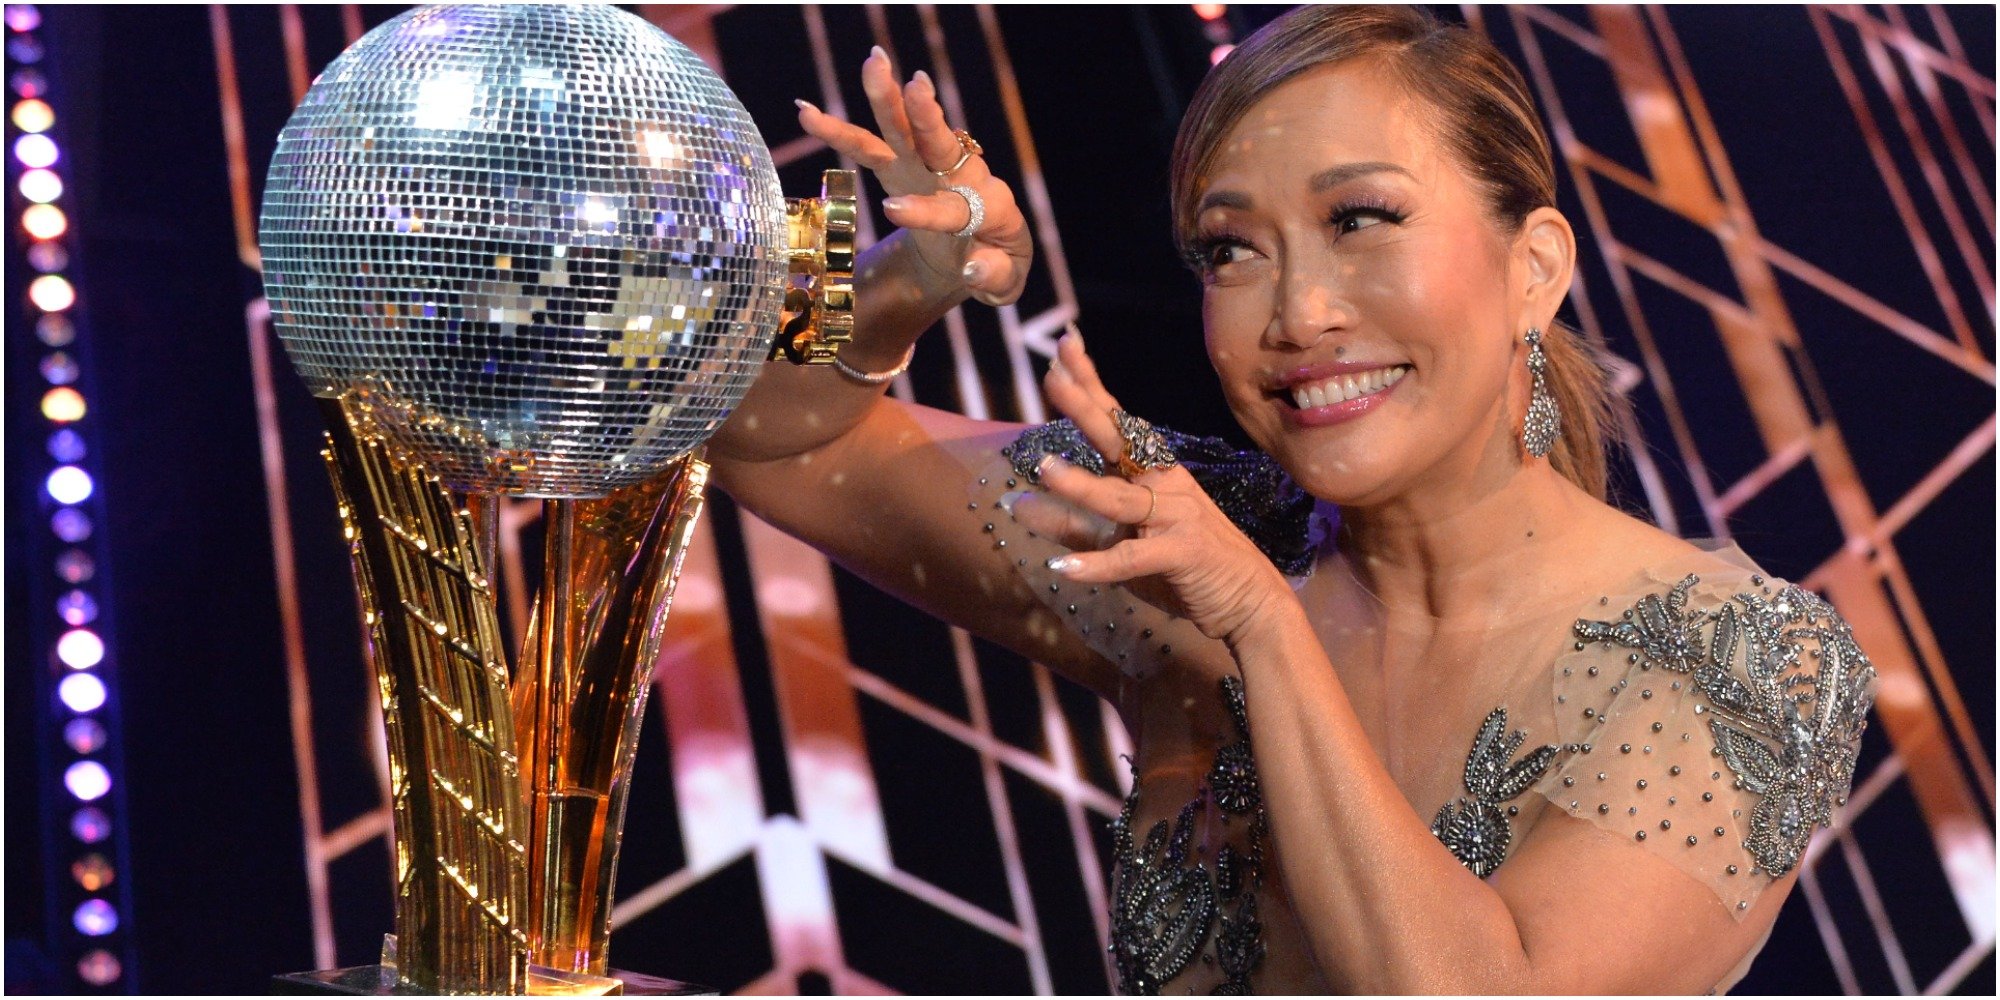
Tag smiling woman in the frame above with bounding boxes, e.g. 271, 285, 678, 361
704, 4, 1875, 994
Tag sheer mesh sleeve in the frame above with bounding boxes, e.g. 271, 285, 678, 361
972, 420, 1318, 680
1537, 566, 1876, 919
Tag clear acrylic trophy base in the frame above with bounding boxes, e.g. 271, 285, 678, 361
270, 936, 714, 995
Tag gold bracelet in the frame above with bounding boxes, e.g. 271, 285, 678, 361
831, 344, 916, 386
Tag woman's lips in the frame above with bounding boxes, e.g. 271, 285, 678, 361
1278, 364, 1410, 427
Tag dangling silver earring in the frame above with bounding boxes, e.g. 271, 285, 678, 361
1521, 327, 1560, 459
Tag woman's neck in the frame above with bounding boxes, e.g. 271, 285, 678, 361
1334, 456, 1594, 624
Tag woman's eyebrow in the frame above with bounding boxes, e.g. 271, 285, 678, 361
1197, 161, 1415, 216
1310, 161, 1414, 191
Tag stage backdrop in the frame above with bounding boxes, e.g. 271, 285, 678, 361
8, 4, 1990, 995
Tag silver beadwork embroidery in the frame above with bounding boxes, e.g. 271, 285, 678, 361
1574, 576, 1874, 876
1431, 708, 1559, 877
1108, 677, 1266, 994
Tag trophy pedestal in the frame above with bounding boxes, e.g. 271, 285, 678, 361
272, 964, 712, 996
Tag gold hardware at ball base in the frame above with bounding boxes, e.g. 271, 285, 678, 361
774, 168, 858, 364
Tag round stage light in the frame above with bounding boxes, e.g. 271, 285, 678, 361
46, 465, 92, 504
51, 506, 91, 542
63, 760, 111, 801
7, 34, 43, 64
64, 718, 107, 754
39, 350, 77, 385
56, 628, 103, 670
22, 203, 66, 240
1210, 43, 1235, 65
72, 899, 117, 937
56, 548, 95, 584
26, 238, 65, 270
40, 386, 84, 422
47, 427, 84, 462
77, 950, 121, 987
28, 271, 73, 309
71, 853, 114, 891
35, 312, 72, 345
6, 5, 43, 32
11, 96, 51, 132
69, 806, 110, 843
9, 67, 44, 97
58, 673, 105, 713
13, 131, 55, 167
18, 165, 59, 201
56, 588, 98, 625
1193, 4, 1227, 20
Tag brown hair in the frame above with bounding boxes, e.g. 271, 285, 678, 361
1170, 5, 1621, 500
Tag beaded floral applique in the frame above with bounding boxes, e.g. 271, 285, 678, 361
1003, 419, 1317, 576
1109, 677, 1266, 995
1431, 708, 1559, 877
1572, 575, 1874, 876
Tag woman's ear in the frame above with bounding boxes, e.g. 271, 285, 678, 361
1516, 206, 1576, 330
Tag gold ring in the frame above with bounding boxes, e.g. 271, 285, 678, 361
933, 129, 984, 177
1141, 484, 1158, 527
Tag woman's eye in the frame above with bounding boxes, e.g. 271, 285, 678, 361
1197, 238, 1255, 270
1330, 207, 1402, 236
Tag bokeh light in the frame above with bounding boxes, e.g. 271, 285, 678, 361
71, 853, 114, 892
56, 548, 95, 584
35, 312, 72, 345
56, 628, 104, 670
72, 899, 117, 937
6, 5, 43, 32
7, 34, 43, 64
27, 271, 73, 308
11, 96, 51, 132
18, 165, 59, 201
46, 464, 92, 504
39, 350, 77, 385
22, 203, 66, 240
1210, 43, 1235, 65
63, 717, 107, 754
63, 760, 111, 801
56, 588, 98, 625
26, 238, 66, 270
1193, 3, 1227, 20
13, 130, 55, 167
40, 386, 84, 422
77, 950, 121, 987
9, 67, 45, 97
47, 427, 84, 462
57, 672, 105, 713
52, 506, 91, 542
69, 806, 110, 843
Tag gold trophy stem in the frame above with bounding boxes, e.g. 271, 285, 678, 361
516, 457, 711, 976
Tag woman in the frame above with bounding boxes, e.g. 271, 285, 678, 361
708, 6, 1874, 993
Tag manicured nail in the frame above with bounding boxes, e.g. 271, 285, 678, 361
870, 45, 887, 62
912, 69, 933, 91
962, 259, 985, 283
794, 98, 819, 114
998, 490, 1023, 514
1046, 555, 1082, 574
882, 196, 909, 212
1035, 453, 1066, 479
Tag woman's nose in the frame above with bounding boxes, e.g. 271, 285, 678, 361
1267, 266, 1351, 351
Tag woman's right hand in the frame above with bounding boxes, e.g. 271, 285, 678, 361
796, 46, 1031, 307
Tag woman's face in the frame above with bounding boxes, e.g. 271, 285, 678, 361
1194, 60, 1532, 507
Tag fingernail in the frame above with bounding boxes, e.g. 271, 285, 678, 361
794, 98, 819, 114
1035, 453, 1065, 479
962, 259, 985, 282
998, 490, 1022, 514
913, 69, 933, 90
1047, 356, 1070, 382
1046, 555, 1081, 574
870, 45, 887, 62
882, 196, 909, 212
1058, 328, 1081, 353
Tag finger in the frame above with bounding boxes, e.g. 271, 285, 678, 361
1044, 536, 1176, 586
861, 46, 917, 158
796, 100, 898, 171
1003, 489, 1121, 551
1036, 456, 1157, 526
1043, 330, 1129, 467
960, 245, 1015, 302
904, 71, 987, 182
881, 189, 979, 234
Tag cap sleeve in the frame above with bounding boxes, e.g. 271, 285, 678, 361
1536, 568, 1876, 919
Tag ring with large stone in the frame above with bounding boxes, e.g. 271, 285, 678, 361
947, 184, 985, 238
1111, 409, 1178, 480
933, 129, 984, 177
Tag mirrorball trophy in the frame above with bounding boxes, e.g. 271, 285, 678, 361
259, 6, 853, 994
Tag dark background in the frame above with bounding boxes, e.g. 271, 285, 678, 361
7, 4, 1993, 995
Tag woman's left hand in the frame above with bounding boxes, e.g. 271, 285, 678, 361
1027, 330, 1298, 646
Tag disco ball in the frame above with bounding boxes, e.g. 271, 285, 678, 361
259, 4, 787, 497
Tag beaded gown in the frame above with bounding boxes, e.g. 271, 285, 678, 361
970, 420, 1875, 995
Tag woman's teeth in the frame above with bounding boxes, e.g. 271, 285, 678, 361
1290, 365, 1409, 409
